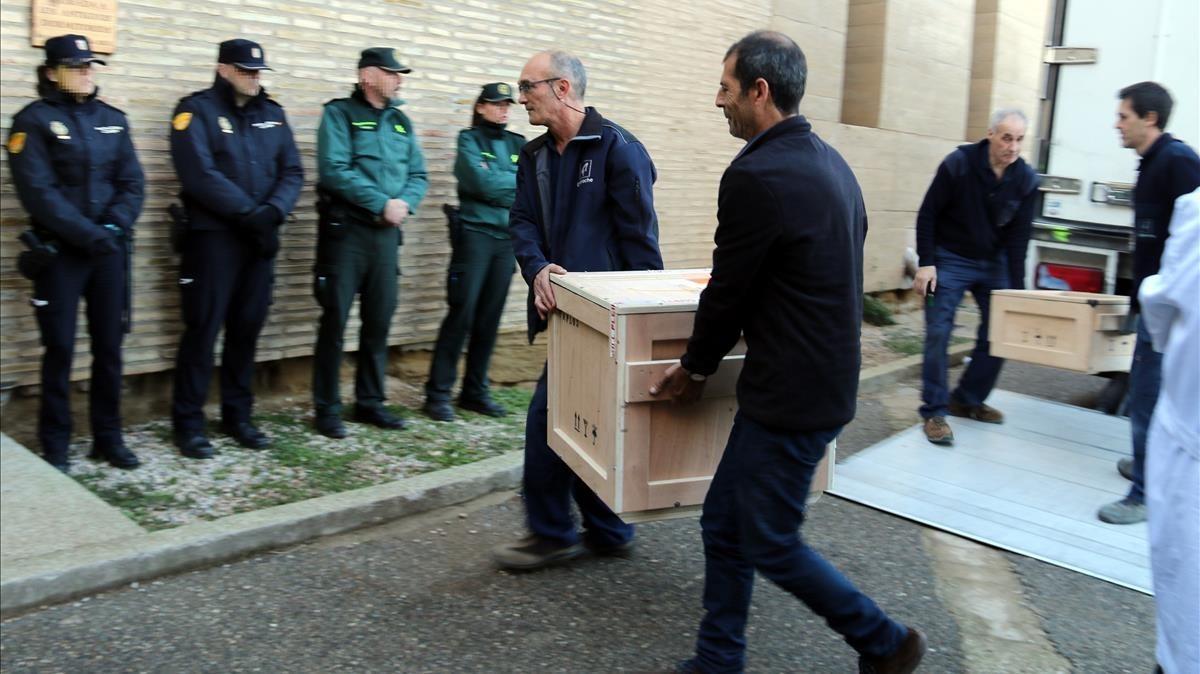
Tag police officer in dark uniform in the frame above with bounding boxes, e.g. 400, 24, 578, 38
423, 83, 525, 422
5, 35, 144, 472
169, 39, 303, 458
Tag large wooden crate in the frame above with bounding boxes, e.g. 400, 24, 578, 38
988, 290, 1134, 374
547, 269, 833, 521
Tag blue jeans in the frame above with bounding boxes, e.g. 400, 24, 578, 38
693, 412, 906, 673
920, 248, 1009, 419
522, 366, 633, 548
1125, 321, 1162, 504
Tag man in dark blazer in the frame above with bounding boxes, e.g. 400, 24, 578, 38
652, 31, 926, 674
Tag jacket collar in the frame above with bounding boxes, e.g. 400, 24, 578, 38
732, 115, 811, 161
572, 106, 604, 142
211, 74, 268, 110
351, 84, 404, 111
1140, 133, 1175, 168
43, 85, 98, 108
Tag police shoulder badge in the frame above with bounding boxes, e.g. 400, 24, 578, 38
218, 116, 234, 134
7, 132, 27, 154
50, 121, 70, 138
172, 112, 193, 131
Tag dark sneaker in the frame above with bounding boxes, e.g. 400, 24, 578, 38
353, 405, 406, 430
860, 626, 927, 674
1098, 497, 1146, 524
947, 400, 1004, 424
458, 397, 509, 418
1117, 457, 1134, 481
584, 538, 635, 558
491, 534, 583, 571
315, 415, 348, 439
174, 433, 215, 460
423, 399, 456, 422
88, 443, 141, 469
923, 416, 954, 445
220, 420, 271, 449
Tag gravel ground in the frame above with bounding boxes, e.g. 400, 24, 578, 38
66, 385, 532, 530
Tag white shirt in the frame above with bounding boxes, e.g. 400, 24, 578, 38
1139, 187, 1200, 456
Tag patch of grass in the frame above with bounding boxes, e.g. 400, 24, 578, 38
863, 294, 896, 327
884, 334, 924, 356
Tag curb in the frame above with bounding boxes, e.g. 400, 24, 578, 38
0, 344, 962, 617
1, 452, 521, 617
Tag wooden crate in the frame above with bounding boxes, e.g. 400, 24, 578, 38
988, 290, 1134, 374
547, 269, 833, 521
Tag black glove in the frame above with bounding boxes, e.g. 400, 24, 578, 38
240, 205, 282, 258
88, 230, 121, 257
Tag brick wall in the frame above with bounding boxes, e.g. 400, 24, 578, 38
0, 0, 1048, 389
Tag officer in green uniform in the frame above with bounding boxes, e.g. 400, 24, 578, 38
423, 83, 526, 422
312, 47, 428, 438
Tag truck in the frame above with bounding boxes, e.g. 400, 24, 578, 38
1028, 0, 1198, 410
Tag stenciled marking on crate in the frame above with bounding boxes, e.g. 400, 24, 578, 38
573, 411, 599, 445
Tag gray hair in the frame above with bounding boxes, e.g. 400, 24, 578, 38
989, 108, 1028, 131
547, 50, 587, 100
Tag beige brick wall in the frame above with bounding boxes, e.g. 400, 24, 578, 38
0, 0, 1048, 388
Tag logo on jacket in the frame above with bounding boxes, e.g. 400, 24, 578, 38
576, 159, 593, 187
7, 132, 26, 154
252, 121, 282, 129
218, 116, 234, 134
50, 121, 70, 139
94, 125, 124, 134
173, 112, 193, 131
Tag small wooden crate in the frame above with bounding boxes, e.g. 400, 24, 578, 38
547, 269, 833, 521
988, 290, 1134, 374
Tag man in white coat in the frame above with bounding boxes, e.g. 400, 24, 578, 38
1140, 186, 1199, 674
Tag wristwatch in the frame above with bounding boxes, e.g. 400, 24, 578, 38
688, 370, 707, 382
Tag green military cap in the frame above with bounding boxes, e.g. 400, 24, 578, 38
358, 47, 411, 73
480, 82, 516, 103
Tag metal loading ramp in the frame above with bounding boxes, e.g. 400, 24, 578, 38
829, 389, 1150, 593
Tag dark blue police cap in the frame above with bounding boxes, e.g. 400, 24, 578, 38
218, 39, 272, 71
43, 34, 106, 67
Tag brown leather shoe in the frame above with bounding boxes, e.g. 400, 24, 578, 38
923, 416, 954, 445
947, 400, 1004, 424
860, 626, 927, 674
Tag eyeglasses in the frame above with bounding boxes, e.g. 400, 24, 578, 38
517, 77, 561, 94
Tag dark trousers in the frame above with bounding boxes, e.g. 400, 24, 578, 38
523, 366, 633, 548
33, 248, 126, 462
312, 222, 400, 417
171, 230, 273, 433
920, 247, 1009, 419
425, 229, 514, 403
694, 412, 906, 673
1126, 321, 1162, 504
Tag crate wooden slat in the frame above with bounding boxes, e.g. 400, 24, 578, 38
547, 269, 833, 520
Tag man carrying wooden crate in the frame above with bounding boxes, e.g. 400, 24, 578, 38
652, 31, 925, 674
910, 108, 1040, 447
492, 50, 663, 570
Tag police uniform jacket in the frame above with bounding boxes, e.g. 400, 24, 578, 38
317, 86, 429, 226
7, 86, 144, 250
454, 124, 525, 238
170, 75, 304, 231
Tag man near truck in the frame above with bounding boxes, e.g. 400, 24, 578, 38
911, 109, 1039, 446
490, 49, 663, 571
1097, 81, 1200, 525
